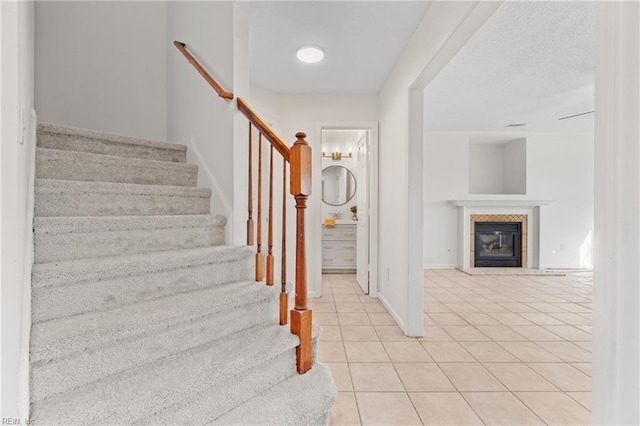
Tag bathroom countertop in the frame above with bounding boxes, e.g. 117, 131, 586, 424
322, 219, 357, 226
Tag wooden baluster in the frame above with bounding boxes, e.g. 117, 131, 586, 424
247, 123, 254, 246
266, 145, 274, 286
289, 132, 312, 374
280, 160, 288, 325
255, 133, 264, 282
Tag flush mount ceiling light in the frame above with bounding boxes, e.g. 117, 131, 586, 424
296, 45, 324, 64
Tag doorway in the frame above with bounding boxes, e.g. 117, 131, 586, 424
317, 123, 378, 297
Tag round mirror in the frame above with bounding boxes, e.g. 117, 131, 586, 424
321, 165, 357, 206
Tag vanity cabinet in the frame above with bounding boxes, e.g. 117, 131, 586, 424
322, 223, 356, 272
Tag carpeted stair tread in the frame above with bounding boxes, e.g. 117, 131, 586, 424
34, 214, 226, 263
35, 179, 211, 216
31, 279, 271, 363
32, 245, 254, 323
37, 122, 187, 162
31, 324, 300, 425
34, 214, 225, 233
36, 147, 198, 186
213, 362, 337, 425
31, 285, 280, 402
32, 245, 252, 289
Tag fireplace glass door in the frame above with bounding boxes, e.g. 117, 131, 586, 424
474, 222, 522, 267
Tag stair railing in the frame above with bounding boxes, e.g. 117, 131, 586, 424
174, 41, 313, 374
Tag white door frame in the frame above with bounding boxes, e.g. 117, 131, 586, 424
355, 131, 370, 293
312, 121, 379, 298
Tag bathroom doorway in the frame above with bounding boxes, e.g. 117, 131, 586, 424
318, 124, 378, 296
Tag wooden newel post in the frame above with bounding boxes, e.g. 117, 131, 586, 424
289, 132, 313, 374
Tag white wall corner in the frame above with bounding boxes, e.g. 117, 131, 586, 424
378, 294, 407, 334
231, 3, 250, 246
1, 0, 35, 418
186, 139, 233, 238
406, 88, 424, 337
379, 1, 500, 338
593, 2, 640, 423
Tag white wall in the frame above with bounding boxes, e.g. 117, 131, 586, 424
35, 1, 167, 141
528, 134, 593, 267
1, 0, 35, 418
166, 2, 236, 228
248, 85, 378, 298
34, 1, 243, 237
423, 132, 594, 269
423, 133, 468, 268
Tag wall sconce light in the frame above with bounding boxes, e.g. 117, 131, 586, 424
322, 151, 342, 159
321, 147, 353, 160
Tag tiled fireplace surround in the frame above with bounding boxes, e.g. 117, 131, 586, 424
451, 200, 551, 269
471, 214, 528, 268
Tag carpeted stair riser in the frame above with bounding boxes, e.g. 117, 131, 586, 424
144, 326, 323, 425
36, 148, 198, 187
37, 123, 187, 163
137, 346, 297, 425
35, 179, 211, 217
30, 325, 300, 425
213, 363, 335, 426
31, 279, 266, 364
32, 246, 253, 322
34, 215, 226, 263
31, 286, 279, 402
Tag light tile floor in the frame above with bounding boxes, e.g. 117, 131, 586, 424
319, 269, 592, 425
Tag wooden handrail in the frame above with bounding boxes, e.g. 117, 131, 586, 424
237, 98, 290, 162
173, 41, 234, 100
173, 40, 312, 374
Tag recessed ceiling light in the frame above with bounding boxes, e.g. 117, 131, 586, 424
505, 123, 527, 127
296, 45, 324, 64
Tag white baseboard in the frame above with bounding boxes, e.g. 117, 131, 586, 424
423, 264, 458, 269
540, 264, 592, 270
378, 293, 407, 334
187, 140, 233, 242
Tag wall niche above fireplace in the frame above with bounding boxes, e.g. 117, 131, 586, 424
469, 137, 526, 195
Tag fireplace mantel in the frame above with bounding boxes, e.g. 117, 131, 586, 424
449, 199, 552, 207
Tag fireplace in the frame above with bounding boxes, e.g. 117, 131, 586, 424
474, 222, 522, 267
470, 214, 528, 268
453, 200, 545, 268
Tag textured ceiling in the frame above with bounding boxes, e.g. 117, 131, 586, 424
423, 1, 595, 133
243, 1, 430, 94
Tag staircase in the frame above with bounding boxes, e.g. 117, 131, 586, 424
30, 123, 335, 425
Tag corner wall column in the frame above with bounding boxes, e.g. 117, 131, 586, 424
593, 2, 640, 423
